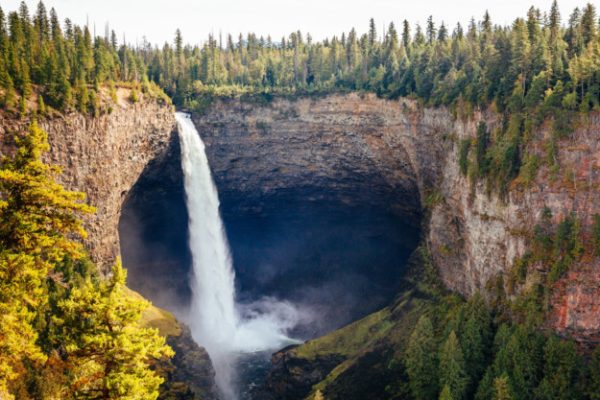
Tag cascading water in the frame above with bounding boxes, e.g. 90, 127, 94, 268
176, 112, 301, 399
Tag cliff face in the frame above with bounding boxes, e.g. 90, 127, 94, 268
432, 111, 600, 343
193, 94, 440, 224
1, 95, 176, 272
194, 93, 599, 343
0, 96, 219, 399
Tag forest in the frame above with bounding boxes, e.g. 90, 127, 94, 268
1, 1, 600, 116
0, 1, 600, 399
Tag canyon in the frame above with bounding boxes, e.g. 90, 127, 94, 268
191, 93, 599, 343
4, 92, 598, 398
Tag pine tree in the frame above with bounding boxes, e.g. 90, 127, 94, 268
37, 93, 45, 115
18, 94, 26, 117
75, 76, 88, 113
88, 88, 99, 117
1, 76, 16, 108
0, 121, 93, 396
461, 317, 485, 393
0, 121, 172, 399
175, 28, 183, 61
493, 374, 513, 400
368, 18, 377, 48
580, 4, 596, 46
402, 20, 410, 51
427, 16, 436, 44
548, 1, 561, 45
439, 331, 469, 400
439, 385, 454, 400
55, 260, 173, 399
534, 336, 579, 399
511, 18, 531, 95
589, 346, 600, 400
34, 1, 49, 43
438, 23, 448, 43
406, 315, 438, 400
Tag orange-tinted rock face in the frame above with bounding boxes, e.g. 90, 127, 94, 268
0, 97, 176, 272
551, 267, 600, 345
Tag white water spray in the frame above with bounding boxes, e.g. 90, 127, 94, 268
176, 113, 302, 399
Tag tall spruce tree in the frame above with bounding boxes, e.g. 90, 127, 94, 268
439, 331, 469, 400
406, 315, 438, 400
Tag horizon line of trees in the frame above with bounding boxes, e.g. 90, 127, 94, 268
140, 0, 600, 116
0, 1, 153, 115
3, 1, 600, 117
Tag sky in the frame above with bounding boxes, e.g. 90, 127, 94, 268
1, 0, 590, 46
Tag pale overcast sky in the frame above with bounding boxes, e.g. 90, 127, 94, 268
1, 0, 591, 45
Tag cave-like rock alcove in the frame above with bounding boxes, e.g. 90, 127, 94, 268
119, 118, 422, 336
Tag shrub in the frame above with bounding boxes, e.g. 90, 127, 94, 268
459, 138, 471, 176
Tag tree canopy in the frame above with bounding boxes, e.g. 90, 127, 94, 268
0, 121, 172, 399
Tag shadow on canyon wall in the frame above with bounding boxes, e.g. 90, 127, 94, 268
119, 129, 420, 337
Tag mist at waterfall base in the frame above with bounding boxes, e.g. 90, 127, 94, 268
176, 112, 305, 399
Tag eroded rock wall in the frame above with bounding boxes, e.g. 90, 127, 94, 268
431, 112, 600, 343
1, 96, 177, 272
192, 94, 451, 224
194, 93, 599, 342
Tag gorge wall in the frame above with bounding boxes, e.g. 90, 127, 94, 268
3, 89, 596, 398
193, 93, 599, 343
4, 90, 595, 348
1, 92, 176, 272
0, 93, 218, 400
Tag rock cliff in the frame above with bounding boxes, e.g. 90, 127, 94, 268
193, 93, 599, 343
0, 94, 218, 399
4, 90, 596, 396
1, 93, 176, 272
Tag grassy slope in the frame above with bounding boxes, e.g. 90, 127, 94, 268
286, 249, 447, 400
125, 287, 182, 338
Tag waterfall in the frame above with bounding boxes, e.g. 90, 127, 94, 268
176, 112, 301, 399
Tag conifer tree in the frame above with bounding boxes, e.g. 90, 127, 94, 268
589, 346, 600, 400
439, 385, 454, 400
580, 4, 596, 46
368, 18, 377, 48
0, 122, 172, 399
0, 121, 93, 396
493, 374, 513, 400
406, 315, 438, 400
55, 260, 173, 399
439, 331, 469, 400
461, 317, 485, 394
37, 93, 45, 115
534, 336, 579, 399
426, 16, 436, 44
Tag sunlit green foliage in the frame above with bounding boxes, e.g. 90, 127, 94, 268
138, 1, 600, 120
0, 121, 172, 399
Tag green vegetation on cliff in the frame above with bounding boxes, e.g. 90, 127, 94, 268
0, 121, 173, 399
279, 249, 599, 400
